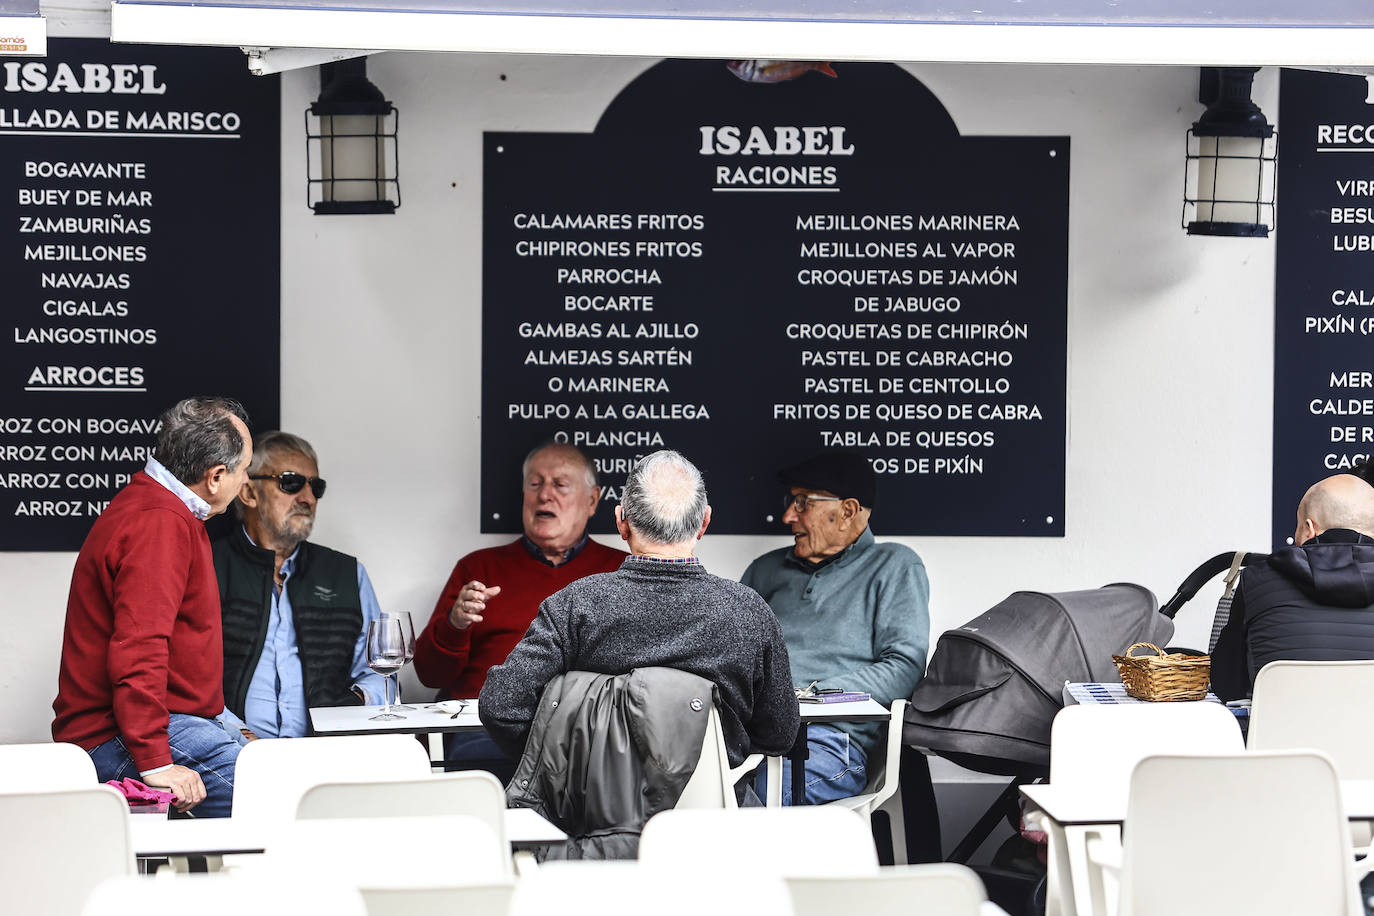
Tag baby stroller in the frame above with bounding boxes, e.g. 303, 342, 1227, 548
902, 556, 1266, 912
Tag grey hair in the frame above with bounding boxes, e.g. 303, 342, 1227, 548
620, 450, 707, 545
234, 431, 319, 520
247, 430, 319, 476
521, 441, 598, 490
153, 396, 250, 485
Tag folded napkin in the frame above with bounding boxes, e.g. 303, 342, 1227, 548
105, 777, 177, 807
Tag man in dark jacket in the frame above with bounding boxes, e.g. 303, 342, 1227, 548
1212, 473, 1374, 700
480, 449, 800, 769
213, 431, 387, 738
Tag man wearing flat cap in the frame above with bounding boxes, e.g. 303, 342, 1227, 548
742, 451, 929, 804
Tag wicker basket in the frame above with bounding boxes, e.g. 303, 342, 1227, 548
1112, 642, 1211, 701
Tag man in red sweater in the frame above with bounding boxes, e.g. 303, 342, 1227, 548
53, 397, 253, 817
414, 443, 626, 780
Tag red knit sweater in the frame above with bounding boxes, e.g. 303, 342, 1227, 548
52, 472, 225, 771
414, 538, 627, 699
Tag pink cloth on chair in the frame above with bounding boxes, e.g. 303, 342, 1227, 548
105, 777, 177, 808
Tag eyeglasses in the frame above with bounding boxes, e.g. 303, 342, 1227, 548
250, 472, 327, 499
783, 493, 841, 514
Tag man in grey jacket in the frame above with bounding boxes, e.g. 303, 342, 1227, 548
742, 451, 929, 804
479, 449, 799, 769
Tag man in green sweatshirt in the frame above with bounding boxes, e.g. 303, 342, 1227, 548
742, 451, 929, 804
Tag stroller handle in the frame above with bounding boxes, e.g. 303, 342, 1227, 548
1159, 550, 1269, 619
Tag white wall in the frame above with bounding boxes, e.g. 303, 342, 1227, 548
0, 49, 1278, 744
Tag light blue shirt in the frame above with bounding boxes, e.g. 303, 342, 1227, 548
143, 456, 211, 520
242, 532, 388, 738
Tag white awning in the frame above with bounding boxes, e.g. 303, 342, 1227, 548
109, 0, 1374, 67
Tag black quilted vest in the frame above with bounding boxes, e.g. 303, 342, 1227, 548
213, 526, 364, 717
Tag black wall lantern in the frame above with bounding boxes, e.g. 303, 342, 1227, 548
1183, 67, 1276, 237
305, 58, 400, 214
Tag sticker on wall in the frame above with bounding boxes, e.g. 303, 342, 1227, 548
1273, 69, 1374, 548
0, 39, 280, 550
482, 60, 1068, 536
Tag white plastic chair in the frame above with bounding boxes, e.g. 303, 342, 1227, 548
231, 733, 430, 822
1249, 659, 1374, 849
786, 864, 991, 916
267, 814, 510, 884
1035, 702, 1244, 916
82, 871, 366, 916
1048, 702, 1244, 794
510, 860, 792, 916
674, 704, 766, 808
639, 807, 879, 877
823, 699, 907, 863
1085, 751, 1364, 916
1, 786, 133, 916
0, 740, 98, 790
360, 883, 516, 916
296, 770, 508, 852
1248, 660, 1374, 771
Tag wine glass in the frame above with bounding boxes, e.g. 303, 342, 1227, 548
386, 611, 418, 711
366, 617, 407, 721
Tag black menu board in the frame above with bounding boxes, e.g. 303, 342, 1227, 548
482, 60, 1067, 536
1273, 68, 1374, 546
0, 39, 279, 550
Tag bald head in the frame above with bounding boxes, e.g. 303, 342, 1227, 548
1294, 474, 1374, 545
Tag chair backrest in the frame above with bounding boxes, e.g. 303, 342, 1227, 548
638, 807, 879, 877
82, 871, 366, 916
269, 814, 511, 884
785, 864, 987, 916
1119, 751, 1358, 916
1, 786, 133, 916
297, 770, 507, 849
360, 883, 516, 916
0, 741, 98, 790
1249, 660, 1374, 777
1049, 702, 1243, 798
510, 861, 792, 916
855, 699, 906, 801
232, 733, 431, 822
674, 705, 736, 808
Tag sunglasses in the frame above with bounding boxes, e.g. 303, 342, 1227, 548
250, 472, 327, 499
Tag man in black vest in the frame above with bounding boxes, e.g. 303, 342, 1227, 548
213, 431, 388, 737
1212, 473, 1374, 701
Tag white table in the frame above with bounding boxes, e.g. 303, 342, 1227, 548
309, 701, 484, 765
1022, 778, 1374, 826
1021, 778, 1374, 916
1061, 682, 1224, 706
799, 696, 891, 723
788, 697, 892, 805
130, 807, 567, 860
313, 696, 894, 790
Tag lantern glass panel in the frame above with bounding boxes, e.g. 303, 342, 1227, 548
320, 114, 388, 203
1195, 135, 1264, 224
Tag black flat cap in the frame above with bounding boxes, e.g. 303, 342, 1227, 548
778, 451, 877, 509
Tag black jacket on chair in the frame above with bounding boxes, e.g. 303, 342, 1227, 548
504, 668, 713, 861
1211, 528, 1374, 700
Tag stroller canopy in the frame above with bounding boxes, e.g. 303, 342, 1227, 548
903, 583, 1174, 774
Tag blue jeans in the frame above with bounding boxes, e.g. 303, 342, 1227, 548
87, 712, 246, 818
443, 731, 517, 786
755, 725, 867, 805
